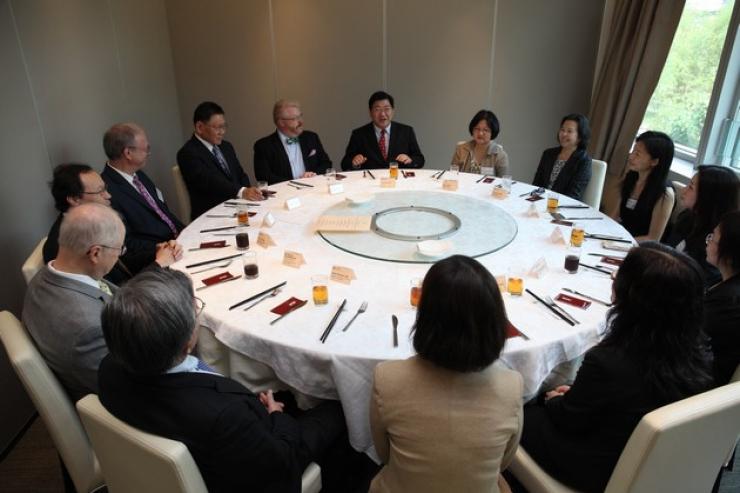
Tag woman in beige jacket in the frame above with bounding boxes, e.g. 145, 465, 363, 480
451, 110, 510, 176
369, 255, 523, 493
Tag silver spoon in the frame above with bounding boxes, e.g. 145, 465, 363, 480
243, 288, 282, 311
191, 259, 233, 275
341, 301, 368, 332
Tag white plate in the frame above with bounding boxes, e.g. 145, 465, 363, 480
417, 240, 453, 257
346, 193, 374, 205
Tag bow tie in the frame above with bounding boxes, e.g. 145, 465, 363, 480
286, 137, 299, 145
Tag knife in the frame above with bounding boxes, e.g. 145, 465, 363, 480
270, 299, 307, 325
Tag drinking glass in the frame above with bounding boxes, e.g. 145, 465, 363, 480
570, 222, 585, 247
242, 251, 258, 279
312, 275, 329, 305
389, 162, 399, 179
236, 203, 249, 226
547, 192, 559, 213
507, 267, 524, 296
409, 278, 422, 307
564, 246, 581, 274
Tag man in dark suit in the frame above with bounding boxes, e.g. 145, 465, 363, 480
254, 100, 332, 184
98, 269, 371, 493
341, 90, 425, 171
177, 101, 264, 220
23, 203, 123, 401
102, 123, 183, 276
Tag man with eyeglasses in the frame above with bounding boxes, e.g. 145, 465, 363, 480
102, 123, 184, 277
23, 203, 126, 401
253, 99, 332, 184
177, 101, 264, 220
341, 90, 425, 171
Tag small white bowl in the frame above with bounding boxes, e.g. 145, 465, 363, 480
417, 240, 453, 257
346, 193, 374, 205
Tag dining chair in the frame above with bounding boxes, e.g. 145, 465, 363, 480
77, 394, 323, 493
0, 311, 105, 493
582, 159, 607, 211
22, 237, 47, 285
171, 165, 191, 225
509, 380, 740, 493
670, 180, 687, 224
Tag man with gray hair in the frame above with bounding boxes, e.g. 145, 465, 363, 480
102, 122, 183, 276
254, 99, 332, 184
23, 203, 125, 401
99, 268, 373, 492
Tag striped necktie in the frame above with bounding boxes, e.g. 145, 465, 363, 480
379, 129, 388, 160
212, 145, 232, 177
132, 175, 179, 236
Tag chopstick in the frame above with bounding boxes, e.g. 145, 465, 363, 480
224, 202, 261, 206
206, 214, 236, 218
578, 262, 613, 275
185, 253, 242, 269
557, 205, 590, 209
290, 180, 313, 188
401, 170, 408, 178
436, 170, 446, 180
200, 226, 238, 233
525, 289, 575, 326
228, 281, 288, 310
195, 275, 242, 291
476, 175, 490, 183
562, 288, 611, 306
564, 217, 603, 220
367, 169, 376, 179
320, 298, 347, 343
585, 234, 632, 243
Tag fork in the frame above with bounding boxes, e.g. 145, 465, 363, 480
545, 296, 579, 325
341, 301, 368, 332
191, 259, 233, 275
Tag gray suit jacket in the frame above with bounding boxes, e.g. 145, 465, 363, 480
22, 266, 114, 401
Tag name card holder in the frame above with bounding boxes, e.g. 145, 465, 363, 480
262, 211, 276, 227
328, 183, 344, 195
257, 231, 276, 248
285, 197, 302, 210
330, 266, 357, 285
283, 250, 306, 268
380, 177, 396, 188
442, 179, 459, 191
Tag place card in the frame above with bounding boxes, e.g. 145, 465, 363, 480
257, 231, 276, 248
262, 211, 276, 227
380, 177, 396, 188
550, 227, 567, 244
526, 203, 540, 217
330, 266, 357, 285
328, 183, 344, 195
284, 197, 302, 210
316, 215, 372, 232
528, 257, 548, 278
442, 179, 459, 191
283, 250, 306, 268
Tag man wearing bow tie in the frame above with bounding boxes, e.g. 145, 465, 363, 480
177, 101, 264, 220
253, 100, 332, 185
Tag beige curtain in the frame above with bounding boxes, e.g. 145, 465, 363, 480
588, 0, 685, 178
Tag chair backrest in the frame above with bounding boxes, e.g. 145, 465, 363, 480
605, 381, 740, 493
22, 237, 47, 285
0, 311, 104, 493
732, 363, 740, 383
77, 394, 208, 493
670, 180, 687, 224
171, 165, 191, 225
582, 159, 607, 210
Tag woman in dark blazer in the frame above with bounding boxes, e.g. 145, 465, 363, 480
519, 243, 713, 493
532, 113, 592, 200
664, 165, 739, 287
705, 211, 740, 385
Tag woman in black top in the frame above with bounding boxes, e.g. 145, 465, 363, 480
532, 113, 592, 200
609, 131, 675, 241
705, 211, 740, 385
519, 243, 713, 493
665, 165, 739, 287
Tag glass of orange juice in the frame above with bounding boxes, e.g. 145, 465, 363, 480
507, 267, 524, 296
409, 278, 422, 307
547, 192, 559, 213
389, 162, 399, 179
570, 222, 585, 247
311, 275, 329, 305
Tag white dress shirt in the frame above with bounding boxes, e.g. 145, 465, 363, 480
278, 130, 306, 179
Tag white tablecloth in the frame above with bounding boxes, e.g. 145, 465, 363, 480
174, 169, 630, 457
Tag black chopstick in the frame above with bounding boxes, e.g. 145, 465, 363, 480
228, 281, 288, 310
200, 226, 238, 233
436, 170, 446, 180
290, 180, 313, 188
224, 201, 261, 206
185, 253, 242, 269
320, 299, 347, 343
585, 234, 632, 243
525, 289, 575, 326
557, 205, 590, 209
367, 169, 376, 179
401, 170, 407, 178
476, 175, 487, 183
564, 217, 603, 221
579, 262, 613, 275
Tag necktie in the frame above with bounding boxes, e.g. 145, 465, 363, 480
286, 137, 299, 145
132, 175, 179, 236
379, 129, 388, 161
212, 145, 232, 177
195, 358, 218, 374
98, 281, 112, 296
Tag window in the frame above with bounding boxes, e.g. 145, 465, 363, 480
640, 0, 737, 170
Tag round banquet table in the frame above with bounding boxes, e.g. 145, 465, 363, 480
172, 169, 632, 458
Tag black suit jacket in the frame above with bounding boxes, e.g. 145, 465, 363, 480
521, 344, 712, 493
705, 274, 740, 385
532, 147, 592, 200
102, 166, 183, 275
340, 122, 424, 170
98, 355, 306, 493
254, 131, 332, 184
177, 135, 251, 220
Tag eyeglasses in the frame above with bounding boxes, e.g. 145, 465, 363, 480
89, 244, 127, 257
81, 185, 108, 195
279, 114, 303, 122
206, 123, 228, 132
194, 297, 206, 317
705, 233, 717, 245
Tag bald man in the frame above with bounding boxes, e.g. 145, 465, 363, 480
23, 203, 125, 401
